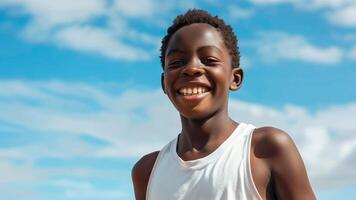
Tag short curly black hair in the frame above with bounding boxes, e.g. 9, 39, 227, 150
160, 9, 240, 69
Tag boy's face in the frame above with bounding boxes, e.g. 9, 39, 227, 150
162, 23, 242, 119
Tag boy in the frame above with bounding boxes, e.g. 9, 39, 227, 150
132, 9, 316, 200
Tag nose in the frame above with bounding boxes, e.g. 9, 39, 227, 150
182, 58, 204, 77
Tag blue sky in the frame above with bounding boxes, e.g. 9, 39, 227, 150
0, 0, 356, 199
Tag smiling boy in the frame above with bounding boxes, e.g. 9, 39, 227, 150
132, 9, 316, 200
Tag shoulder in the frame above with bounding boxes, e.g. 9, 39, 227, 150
252, 126, 316, 199
250, 126, 294, 197
252, 126, 301, 172
132, 151, 160, 182
252, 126, 295, 161
131, 151, 160, 200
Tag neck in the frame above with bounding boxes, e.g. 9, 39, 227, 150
179, 107, 237, 151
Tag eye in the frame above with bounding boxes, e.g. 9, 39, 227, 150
167, 60, 185, 68
202, 57, 220, 66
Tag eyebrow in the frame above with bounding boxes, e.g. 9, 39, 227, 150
166, 49, 185, 57
197, 45, 224, 54
166, 45, 224, 57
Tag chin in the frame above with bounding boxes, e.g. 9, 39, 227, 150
179, 107, 216, 121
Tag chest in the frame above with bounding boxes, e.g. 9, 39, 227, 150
147, 142, 252, 200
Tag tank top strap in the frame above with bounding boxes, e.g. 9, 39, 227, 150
242, 123, 264, 200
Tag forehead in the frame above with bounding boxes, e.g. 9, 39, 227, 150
165, 23, 227, 56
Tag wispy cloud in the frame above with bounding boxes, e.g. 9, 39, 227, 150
229, 101, 356, 188
0, 0, 166, 61
0, 80, 356, 191
249, 0, 350, 8
0, 80, 180, 159
2, 0, 353, 64
253, 32, 344, 64
0, 0, 107, 26
349, 46, 356, 60
249, 0, 356, 27
228, 5, 255, 20
327, 4, 356, 27
113, 0, 158, 18
249, 0, 297, 5
50, 179, 128, 199
54, 25, 151, 60
0, 160, 43, 184
240, 56, 253, 68
0, 0, 217, 62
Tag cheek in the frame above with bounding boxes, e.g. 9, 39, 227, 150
164, 71, 177, 96
210, 69, 231, 89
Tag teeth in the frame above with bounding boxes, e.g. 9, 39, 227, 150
181, 88, 187, 95
179, 86, 210, 96
187, 88, 192, 95
193, 88, 197, 94
198, 87, 202, 94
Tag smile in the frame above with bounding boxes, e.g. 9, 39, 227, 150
178, 86, 211, 96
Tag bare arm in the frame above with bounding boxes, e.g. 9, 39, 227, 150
251, 127, 316, 200
131, 151, 159, 200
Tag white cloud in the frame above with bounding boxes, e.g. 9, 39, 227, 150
327, 4, 356, 27
0, 80, 356, 190
229, 102, 356, 189
64, 189, 126, 199
0, 80, 180, 158
0, 0, 160, 61
113, 0, 156, 18
349, 46, 356, 60
249, 0, 351, 8
50, 179, 92, 190
240, 56, 252, 68
50, 179, 128, 199
55, 26, 150, 60
0, 0, 106, 26
309, 0, 352, 9
0, 160, 43, 184
249, 0, 298, 5
1, 0, 220, 62
0, 0, 107, 42
255, 32, 344, 64
0, 161, 129, 199
249, 0, 356, 27
228, 5, 254, 19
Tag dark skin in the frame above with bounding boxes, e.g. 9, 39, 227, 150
132, 23, 316, 200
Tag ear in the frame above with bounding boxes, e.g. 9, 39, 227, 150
161, 73, 166, 94
229, 68, 243, 91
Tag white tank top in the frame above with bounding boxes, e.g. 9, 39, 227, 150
146, 123, 263, 200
